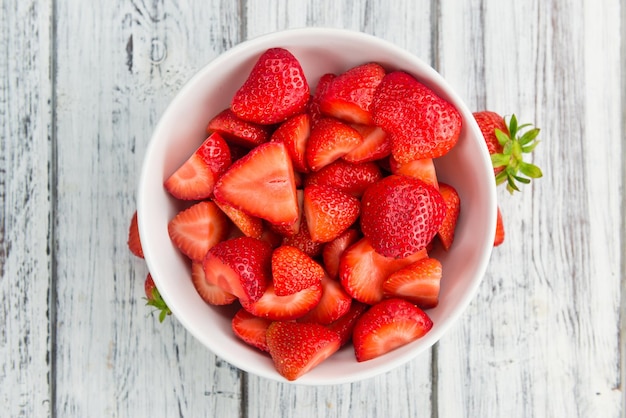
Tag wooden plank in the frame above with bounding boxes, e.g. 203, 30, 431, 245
435, 0, 623, 417
52, 1, 243, 416
0, 1, 53, 416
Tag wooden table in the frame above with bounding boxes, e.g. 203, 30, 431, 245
2, 1, 623, 416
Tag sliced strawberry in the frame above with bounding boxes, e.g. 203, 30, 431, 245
231, 48, 310, 125
127, 211, 144, 258
339, 237, 428, 304
191, 261, 237, 305
494, 206, 505, 246
322, 228, 360, 279
271, 245, 325, 296
305, 117, 362, 172
390, 157, 439, 190
303, 159, 382, 197
266, 321, 341, 381
202, 236, 272, 304
241, 283, 322, 321
231, 308, 272, 352
168, 201, 230, 262
144, 273, 171, 322
269, 189, 304, 237
308, 73, 336, 126
343, 124, 392, 163
303, 185, 360, 243
382, 257, 442, 309
319, 62, 386, 125
326, 300, 368, 346
281, 217, 324, 257
360, 175, 446, 258
353, 298, 433, 362
437, 182, 460, 250
164, 132, 231, 200
372, 71, 462, 163
213, 141, 299, 226
207, 108, 273, 148
298, 275, 352, 325
271, 113, 311, 172
215, 200, 264, 239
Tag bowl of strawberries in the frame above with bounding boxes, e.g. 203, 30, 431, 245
137, 27, 497, 384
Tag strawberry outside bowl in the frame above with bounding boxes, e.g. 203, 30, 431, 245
137, 27, 497, 385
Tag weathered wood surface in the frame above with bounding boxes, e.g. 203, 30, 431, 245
1, 0, 623, 417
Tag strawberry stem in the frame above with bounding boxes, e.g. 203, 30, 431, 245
145, 287, 172, 323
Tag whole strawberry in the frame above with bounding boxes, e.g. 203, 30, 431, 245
144, 274, 171, 323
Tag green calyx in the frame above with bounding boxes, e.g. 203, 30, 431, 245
146, 287, 172, 323
491, 114, 542, 194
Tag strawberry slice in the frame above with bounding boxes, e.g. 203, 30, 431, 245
319, 62, 386, 125
372, 71, 462, 163
215, 200, 264, 239
305, 117, 362, 172
191, 261, 237, 305
241, 283, 322, 321
437, 182, 460, 250
390, 157, 439, 190
207, 108, 273, 148
271, 113, 311, 173
213, 141, 299, 226
352, 298, 433, 362
202, 236, 272, 304
308, 73, 336, 126
339, 237, 428, 304
303, 159, 382, 197
231, 308, 272, 352
298, 275, 352, 325
270, 189, 304, 237
494, 206, 505, 246
164, 132, 232, 200
326, 300, 368, 346
303, 185, 360, 243
382, 257, 442, 309
266, 321, 341, 381
271, 245, 325, 296
127, 211, 144, 258
281, 216, 324, 257
343, 124, 392, 163
322, 228, 360, 279
231, 48, 310, 125
168, 201, 230, 262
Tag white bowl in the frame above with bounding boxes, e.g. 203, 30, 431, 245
138, 27, 497, 385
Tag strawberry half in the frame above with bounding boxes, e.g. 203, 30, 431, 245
281, 216, 324, 257
241, 283, 322, 321
213, 141, 299, 226
372, 71, 462, 163
322, 228, 360, 279
303, 159, 382, 197
168, 201, 230, 262
352, 298, 433, 362
266, 321, 341, 381
207, 108, 273, 148
360, 175, 446, 258
494, 206, 505, 246
231, 308, 272, 352
298, 275, 352, 325
308, 73, 336, 126
303, 184, 360, 243
437, 182, 461, 250
127, 210, 144, 258
215, 200, 264, 239
271, 113, 311, 173
231, 48, 310, 125
382, 257, 442, 309
191, 261, 237, 305
305, 117, 362, 172
319, 62, 386, 125
389, 157, 439, 190
164, 132, 232, 200
343, 124, 392, 163
202, 236, 272, 304
271, 245, 326, 296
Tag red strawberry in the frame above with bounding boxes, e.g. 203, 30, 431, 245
319, 62, 386, 125
271, 245, 326, 296
305, 117, 362, 172
339, 237, 428, 304
207, 108, 273, 148
473, 111, 507, 167
168, 201, 230, 262
215, 200, 264, 239
308, 73, 336, 126
326, 300, 369, 346
266, 321, 341, 381
372, 71, 462, 163
231, 48, 310, 125
144, 274, 171, 322
303, 185, 360, 243
127, 211, 144, 258
437, 182, 461, 250
360, 175, 446, 258
343, 124, 392, 163
298, 275, 352, 325
270, 189, 304, 237
494, 206, 505, 246
241, 283, 322, 321
352, 298, 433, 362
322, 228, 360, 279
303, 159, 382, 197
164, 132, 231, 200
213, 142, 299, 226
281, 217, 324, 257
389, 157, 439, 189
231, 308, 272, 352
271, 113, 311, 172
191, 261, 237, 305
382, 257, 442, 309
202, 236, 272, 304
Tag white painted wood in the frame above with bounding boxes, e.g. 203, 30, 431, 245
0, 1, 53, 416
